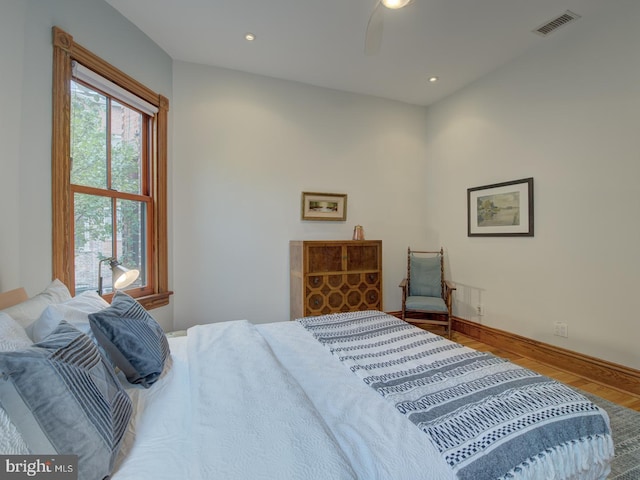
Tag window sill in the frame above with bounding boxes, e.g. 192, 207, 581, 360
137, 291, 173, 310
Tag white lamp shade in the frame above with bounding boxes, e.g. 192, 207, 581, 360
112, 265, 140, 290
381, 0, 412, 9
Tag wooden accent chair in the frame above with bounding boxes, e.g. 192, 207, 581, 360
399, 248, 456, 338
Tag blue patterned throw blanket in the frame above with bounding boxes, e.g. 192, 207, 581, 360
299, 311, 614, 480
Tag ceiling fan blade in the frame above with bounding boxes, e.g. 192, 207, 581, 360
364, 0, 384, 55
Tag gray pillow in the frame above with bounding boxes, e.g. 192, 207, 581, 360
89, 291, 170, 388
0, 321, 132, 480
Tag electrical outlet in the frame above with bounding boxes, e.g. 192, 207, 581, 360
553, 322, 568, 338
560, 323, 568, 337
476, 304, 484, 316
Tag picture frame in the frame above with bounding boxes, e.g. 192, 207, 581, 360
468, 178, 534, 237
301, 192, 347, 221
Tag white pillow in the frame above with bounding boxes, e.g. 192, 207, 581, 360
28, 290, 110, 343
0, 312, 30, 454
0, 312, 31, 351
1, 279, 71, 328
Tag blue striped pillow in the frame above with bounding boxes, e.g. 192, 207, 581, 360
89, 291, 170, 388
0, 321, 132, 480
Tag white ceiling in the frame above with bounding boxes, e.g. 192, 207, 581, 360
105, 0, 606, 106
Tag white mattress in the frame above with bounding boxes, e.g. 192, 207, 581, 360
111, 318, 611, 480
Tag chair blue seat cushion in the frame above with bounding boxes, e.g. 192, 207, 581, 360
405, 295, 448, 313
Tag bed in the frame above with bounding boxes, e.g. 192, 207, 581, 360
0, 281, 614, 480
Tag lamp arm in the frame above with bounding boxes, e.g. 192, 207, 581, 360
97, 256, 115, 296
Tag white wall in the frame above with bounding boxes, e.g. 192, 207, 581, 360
424, 0, 640, 368
172, 62, 430, 328
0, 0, 174, 329
0, 0, 26, 292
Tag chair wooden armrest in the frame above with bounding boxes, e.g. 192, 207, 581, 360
399, 278, 408, 301
443, 281, 456, 309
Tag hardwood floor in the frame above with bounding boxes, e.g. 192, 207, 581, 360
453, 331, 640, 412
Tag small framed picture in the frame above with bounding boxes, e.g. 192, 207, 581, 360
301, 192, 347, 221
468, 178, 534, 237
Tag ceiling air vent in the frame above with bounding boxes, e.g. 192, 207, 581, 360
533, 10, 581, 37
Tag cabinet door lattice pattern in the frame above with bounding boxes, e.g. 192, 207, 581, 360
305, 272, 381, 315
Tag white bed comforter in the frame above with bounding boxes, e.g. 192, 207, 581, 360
112, 319, 611, 480
114, 320, 358, 480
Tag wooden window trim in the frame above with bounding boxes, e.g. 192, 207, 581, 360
52, 26, 172, 309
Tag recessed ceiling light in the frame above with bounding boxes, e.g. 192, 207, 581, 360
428, 76, 439, 83
245, 33, 256, 41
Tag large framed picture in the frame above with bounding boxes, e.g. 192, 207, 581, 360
301, 192, 347, 221
468, 178, 534, 237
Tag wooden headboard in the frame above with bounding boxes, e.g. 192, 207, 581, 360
0, 288, 28, 310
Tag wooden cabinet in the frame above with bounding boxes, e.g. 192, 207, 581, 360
290, 240, 382, 320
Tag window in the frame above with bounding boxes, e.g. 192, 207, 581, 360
52, 27, 171, 309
